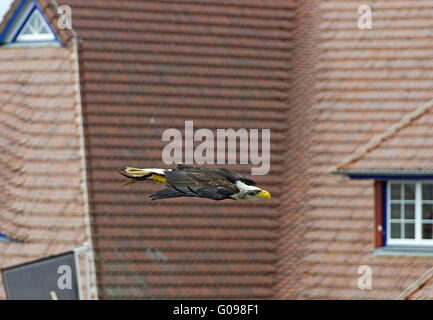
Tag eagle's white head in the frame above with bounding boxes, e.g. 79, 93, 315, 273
230, 181, 271, 200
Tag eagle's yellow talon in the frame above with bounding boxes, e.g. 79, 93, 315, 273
152, 174, 166, 184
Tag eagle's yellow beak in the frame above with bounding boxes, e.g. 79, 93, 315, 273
257, 189, 271, 200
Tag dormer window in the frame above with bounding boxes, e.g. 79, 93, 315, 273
15, 9, 55, 42
0, 0, 60, 47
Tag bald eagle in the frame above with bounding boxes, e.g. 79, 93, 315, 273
119, 164, 271, 201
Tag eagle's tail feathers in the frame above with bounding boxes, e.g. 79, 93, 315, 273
124, 167, 153, 177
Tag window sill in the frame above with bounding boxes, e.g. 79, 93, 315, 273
373, 246, 433, 257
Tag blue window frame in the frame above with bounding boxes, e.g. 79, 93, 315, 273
0, 232, 13, 242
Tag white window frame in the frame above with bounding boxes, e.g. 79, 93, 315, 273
387, 181, 433, 246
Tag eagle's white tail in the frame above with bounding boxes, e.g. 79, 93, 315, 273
124, 167, 166, 177
120, 167, 167, 186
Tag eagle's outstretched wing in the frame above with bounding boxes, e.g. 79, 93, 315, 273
173, 165, 256, 185
151, 165, 239, 200
150, 185, 236, 201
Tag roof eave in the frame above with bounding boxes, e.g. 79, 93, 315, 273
332, 170, 433, 180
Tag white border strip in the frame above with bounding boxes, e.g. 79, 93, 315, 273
73, 247, 83, 300
72, 36, 99, 300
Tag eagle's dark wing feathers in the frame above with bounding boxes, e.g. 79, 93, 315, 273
211, 168, 256, 186
150, 185, 236, 201
150, 166, 240, 200
166, 168, 237, 190
174, 164, 256, 186
195, 186, 238, 200
150, 187, 191, 200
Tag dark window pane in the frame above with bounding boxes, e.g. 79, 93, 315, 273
391, 184, 401, 200
422, 204, 433, 220
404, 184, 415, 200
422, 224, 433, 239
404, 204, 415, 219
405, 223, 415, 239
423, 184, 433, 201
391, 223, 401, 239
391, 204, 401, 219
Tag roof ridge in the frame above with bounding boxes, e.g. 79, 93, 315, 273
331, 98, 433, 172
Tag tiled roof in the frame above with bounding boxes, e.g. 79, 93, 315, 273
273, 0, 322, 299
55, 0, 294, 299
335, 98, 433, 171
301, 0, 433, 299
393, 266, 433, 300
0, 45, 88, 299
408, 274, 433, 300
